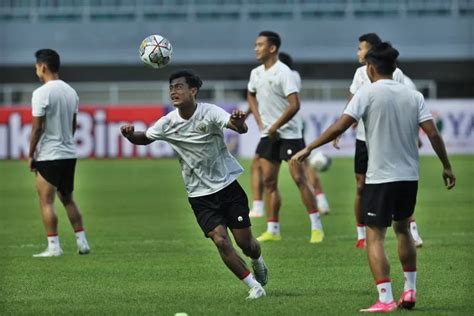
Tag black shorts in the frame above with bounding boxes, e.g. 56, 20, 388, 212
256, 137, 305, 162
188, 181, 251, 237
33, 159, 77, 195
354, 139, 368, 174
361, 181, 418, 227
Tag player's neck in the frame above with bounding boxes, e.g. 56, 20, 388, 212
262, 55, 278, 70
42, 73, 60, 83
178, 103, 197, 120
371, 75, 392, 82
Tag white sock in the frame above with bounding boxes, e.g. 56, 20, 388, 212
410, 221, 421, 240
357, 225, 366, 240
47, 235, 60, 249
267, 221, 280, 234
241, 272, 261, 289
309, 211, 323, 230
404, 271, 417, 292
376, 281, 394, 304
252, 200, 264, 213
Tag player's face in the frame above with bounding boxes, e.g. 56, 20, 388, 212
255, 36, 274, 61
358, 41, 371, 64
169, 77, 197, 108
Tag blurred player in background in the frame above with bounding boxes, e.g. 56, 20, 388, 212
121, 70, 268, 300
247, 31, 324, 243
249, 52, 330, 217
292, 42, 455, 313
29, 49, 90, 257
334, 33, 423, 248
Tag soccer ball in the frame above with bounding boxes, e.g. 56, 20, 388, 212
139, 34, 173, 69
308, 151, 332, 172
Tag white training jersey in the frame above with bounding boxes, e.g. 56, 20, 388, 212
344, 79, 432, 184
349, 66, 414, 141
31, 80, 79, 161
247, 60, 302, 139
145, 103, 244, 198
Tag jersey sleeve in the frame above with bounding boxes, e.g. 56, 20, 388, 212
209, 104, 231, 130
344, 87, 368, 121
281, 68, 299, 96
247, 69, 257, 93
31, 89, 48, 117
417, 94, 433, 124
349, 68, 362, 95
145, 117, 167, 140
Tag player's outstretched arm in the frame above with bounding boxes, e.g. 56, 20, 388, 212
419, 120, 456, 189
120, 125, 153, 145
227, 110, 248, 134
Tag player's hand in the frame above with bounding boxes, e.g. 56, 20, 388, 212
230, 109, 246, 126
28, 157, 36, 172
443, 168, 456, 190
120, 125, 135, 138
268, 125, 280, 141
291, 148, 311, 165
332, 136, 341, 150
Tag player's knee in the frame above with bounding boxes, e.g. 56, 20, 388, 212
58, 193, 73, 205
263, 178, 277, 191
212, 234, 232, 253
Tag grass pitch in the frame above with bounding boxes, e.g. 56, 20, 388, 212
0, 156, 472, 315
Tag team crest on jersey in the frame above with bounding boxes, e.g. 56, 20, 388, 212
196, 123, 208, 133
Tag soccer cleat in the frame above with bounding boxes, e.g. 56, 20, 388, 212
246, 286, 266, 300
398, 289, 416, 310
356, 239, 366, 249
310, 229, 324, 243
249, 210, 265, 218
360, 300, 397, 313
316, 194, 330, 215
414, 237, 423, 248
256, 231, 281, 242
33, 247, 63, 257
251, 260, 268, 286
77, 240, 91, 255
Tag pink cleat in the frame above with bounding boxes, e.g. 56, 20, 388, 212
398, 289, 416, 310
360, 300, 397, 313
356, 239, 366, 249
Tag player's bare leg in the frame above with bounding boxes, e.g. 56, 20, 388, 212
289, 161, 324, 243
58, 192, 90, 254
393, 219, 417, 309
208, 225, 265, 299
355, 173, 366, 248
249, 155, 265, 218
257, 158, 282, 242
304, 162, 330, 214
33, 173, 63, 257
232, 227, 268, 286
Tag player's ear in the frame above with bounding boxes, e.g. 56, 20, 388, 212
190, 87, 198, 97
269, 45, 277, 54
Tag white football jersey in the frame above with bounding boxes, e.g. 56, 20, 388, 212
344, 80, 432, 184
31, 80, 79, 161
248, 60, 302, 139
146, 103, 244, 197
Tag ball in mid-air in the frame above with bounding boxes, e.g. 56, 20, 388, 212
309, 151, 332, 172
139, 34, 173, 69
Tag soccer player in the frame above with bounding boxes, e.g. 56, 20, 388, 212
29, 49, 90, 257
120, 70, 268, 300
247, 31, 324, 243
291, 42, 456, 312
335, 33, 423, 248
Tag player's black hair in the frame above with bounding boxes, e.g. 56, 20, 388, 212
365, 42, 399, 76
279, 52, 294, 70
358, 33, 382, 47
258, 31, 281, 50
35, 49, 60, 73
169, 70, 203, 91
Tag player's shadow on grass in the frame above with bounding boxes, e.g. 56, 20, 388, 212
268, 287, 363, 298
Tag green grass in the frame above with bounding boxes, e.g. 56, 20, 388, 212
0, 156, 473, 315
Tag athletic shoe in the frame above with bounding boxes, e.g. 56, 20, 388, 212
77, 240, 91, 255
33, 247, 63, 257
414, 237, 423, 248
249, 210, 264, 218
252, 260, 268, 286
256, 231, 281, 242
356, 239, 366, 249
246, 286, 266, 300
397, 289, 416, 310
310, 229, 324, 243
360, 300, 397, 313
316, 194, 330, 215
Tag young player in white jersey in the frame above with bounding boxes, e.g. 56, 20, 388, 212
249, 52, 331, 217
120, 70, 268, 300
292, 42, 456, 313
247, 31, 324, 243
335, 33, 423, 249
29, 49, 90, 257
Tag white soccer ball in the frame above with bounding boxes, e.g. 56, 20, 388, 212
309, 151, 332, 172
139, 34, 173, 69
